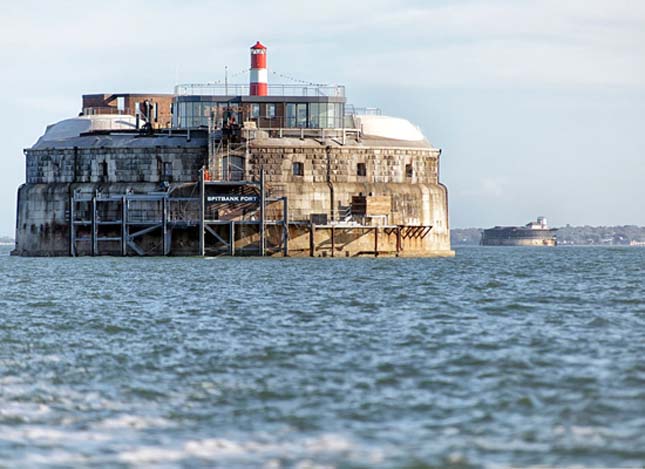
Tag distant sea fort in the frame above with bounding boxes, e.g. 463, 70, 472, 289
452, 225, 645, 246
480, 217, 557, 247
12, 42, 452, 258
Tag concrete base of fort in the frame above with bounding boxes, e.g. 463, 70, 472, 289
13, 182, 454, 258
14, 132, 453, 257
481, 239, 556, 247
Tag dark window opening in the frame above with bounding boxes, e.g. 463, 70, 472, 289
405, 164, 413, 178
292, 162, 304, 176
101, 161, 108, 178
163, 162, 173, 177
357, 163, 366, 177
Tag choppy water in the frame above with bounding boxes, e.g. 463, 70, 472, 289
1, 245, 644, 468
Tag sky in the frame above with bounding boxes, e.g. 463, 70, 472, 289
0, 0, 644, 235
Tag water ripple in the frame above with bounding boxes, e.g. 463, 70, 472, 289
1, 246, 644, 467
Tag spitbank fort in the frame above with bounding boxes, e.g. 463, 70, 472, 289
13, 42, 453, 257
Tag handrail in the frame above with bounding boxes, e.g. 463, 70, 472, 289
175, 83, 345, 97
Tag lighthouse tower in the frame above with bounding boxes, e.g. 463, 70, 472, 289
250, 41, 268, 96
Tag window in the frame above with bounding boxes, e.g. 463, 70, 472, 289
357, 163, 366, 177
308, 102, 319, 128
266, 104, 276, 118
163, 162, 173, 178
296, 103, 307, 128
251, 103, 260, 119
405, 164, 413, 178
292, 162, 304, 176
286, 103, 296, 127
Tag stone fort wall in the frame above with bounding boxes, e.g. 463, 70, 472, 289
15, 137, 452, 256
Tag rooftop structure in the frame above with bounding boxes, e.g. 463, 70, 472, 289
173, 42, 347, 130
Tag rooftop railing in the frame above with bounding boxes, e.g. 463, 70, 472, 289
345, 105, 382, 116
174, 83, 345, 98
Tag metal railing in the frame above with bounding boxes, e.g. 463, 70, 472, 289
179, 115, 348, 131
345, 105, 382, 116
243, 126, 360, 141
175, 83, 345, 97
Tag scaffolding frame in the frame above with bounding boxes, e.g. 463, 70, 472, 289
69, 169, 288, 257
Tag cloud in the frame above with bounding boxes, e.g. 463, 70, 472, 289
1, 0, 643, 89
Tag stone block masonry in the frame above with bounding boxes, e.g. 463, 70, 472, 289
14, 132, 453, 257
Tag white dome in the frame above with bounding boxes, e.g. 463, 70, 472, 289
354, 115, 426, 141
34, 114, 138, 146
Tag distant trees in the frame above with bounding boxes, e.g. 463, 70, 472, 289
555, 225, 645, 245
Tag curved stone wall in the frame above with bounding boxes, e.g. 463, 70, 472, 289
15, 134, 452, 256
25, 146, 206, 184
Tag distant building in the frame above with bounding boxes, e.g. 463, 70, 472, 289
481, 217, 557, 246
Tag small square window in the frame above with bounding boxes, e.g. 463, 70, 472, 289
357, 163, 366, 177
405, 164, 413, 178
292, 162, 304, 176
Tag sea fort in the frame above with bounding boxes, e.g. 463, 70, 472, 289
13, 42, 452, 257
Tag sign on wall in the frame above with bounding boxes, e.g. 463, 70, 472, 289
206, 195, 259, 204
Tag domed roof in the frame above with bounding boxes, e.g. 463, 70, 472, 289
32, 114, 138, 147
250, 41, 267, 50
353, 115, 427, 142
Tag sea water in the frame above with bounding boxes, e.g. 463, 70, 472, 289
1, 245, 644, 467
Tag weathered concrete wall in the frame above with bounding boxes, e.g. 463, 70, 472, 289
13, 182, 167, 256
15, 133, 453, 256
14, 184, 70, 256
25, 146, 206, 184
245, 138, 439, 184
244, 138, 451, 254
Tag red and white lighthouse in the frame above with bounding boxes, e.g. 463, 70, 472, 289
249, 41, 268, 96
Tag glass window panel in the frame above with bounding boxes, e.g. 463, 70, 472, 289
286, 103, 296, 128
297, 103, 307, 128
308, 102, 319, 128
326, 103, 335, 128
319, 102, 327, 128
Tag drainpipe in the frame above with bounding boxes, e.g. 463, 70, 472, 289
326, 145, 334, 222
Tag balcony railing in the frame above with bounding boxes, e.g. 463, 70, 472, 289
174, 83, 345, 98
